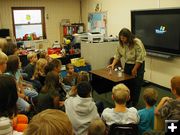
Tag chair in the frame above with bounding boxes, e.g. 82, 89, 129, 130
108, 123, 138, 135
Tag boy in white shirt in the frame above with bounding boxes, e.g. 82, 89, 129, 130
65, 81, 99, 135
102, 83, 139, 126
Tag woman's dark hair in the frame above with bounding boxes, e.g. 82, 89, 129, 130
0, 74, 18, 118
6, 55, 19, 75
41, 71, 60, 93
45, 59, 62, 74
119, 28, 135, 47
2, 41, 18, 55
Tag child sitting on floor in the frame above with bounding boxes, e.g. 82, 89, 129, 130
65, 81, 99, 135
0, 74, 28, 134
138, 88, 158, 135
0, 50, 8, 74
24, 52, 38, 80
87, 118, 107, 135
101, 83, 139, 126
63, 63, 78, 86
155, 76, 180, 120
68, 71, 89, 97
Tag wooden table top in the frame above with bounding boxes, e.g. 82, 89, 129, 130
89, 68, 134, 83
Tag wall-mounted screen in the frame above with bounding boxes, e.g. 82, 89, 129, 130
131, 8, 180, 56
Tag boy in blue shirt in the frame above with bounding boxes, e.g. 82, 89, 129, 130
138, 88, 158, 135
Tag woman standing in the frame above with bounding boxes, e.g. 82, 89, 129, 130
108, 28, 146, 106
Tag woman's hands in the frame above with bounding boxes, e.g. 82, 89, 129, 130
107, 64, 114, 71
132, 68, 137, 76
132, 62, 141, 76
107, 58, 118, 70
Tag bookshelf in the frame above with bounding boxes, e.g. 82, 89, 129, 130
60, 23, 84, 44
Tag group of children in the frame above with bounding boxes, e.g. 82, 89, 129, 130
0, 37, 100, 134
0, 37, 180, 135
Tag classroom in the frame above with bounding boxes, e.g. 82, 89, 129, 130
0, 0, 180, 135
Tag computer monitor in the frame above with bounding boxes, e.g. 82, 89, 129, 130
0, 29, 10, 38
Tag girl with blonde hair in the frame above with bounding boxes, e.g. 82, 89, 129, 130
0, 50, 8, 74
0, 38, 7, 50
33, 58, 48, 86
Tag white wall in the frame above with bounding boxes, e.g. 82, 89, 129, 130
81, 42, 119, 70
0, 0, 81, 46
82, 0, 180, 88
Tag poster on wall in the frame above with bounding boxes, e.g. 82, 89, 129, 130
88, 12, 107, 36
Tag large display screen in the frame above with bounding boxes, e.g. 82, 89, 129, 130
131, 9, 180, 56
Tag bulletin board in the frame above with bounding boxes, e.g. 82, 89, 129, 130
88, 12, 107, 36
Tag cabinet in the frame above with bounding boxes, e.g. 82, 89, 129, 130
81, 42, 119, 70
60, 23, 84, 43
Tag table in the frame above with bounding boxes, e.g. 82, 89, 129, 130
89, 68, 134, 94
